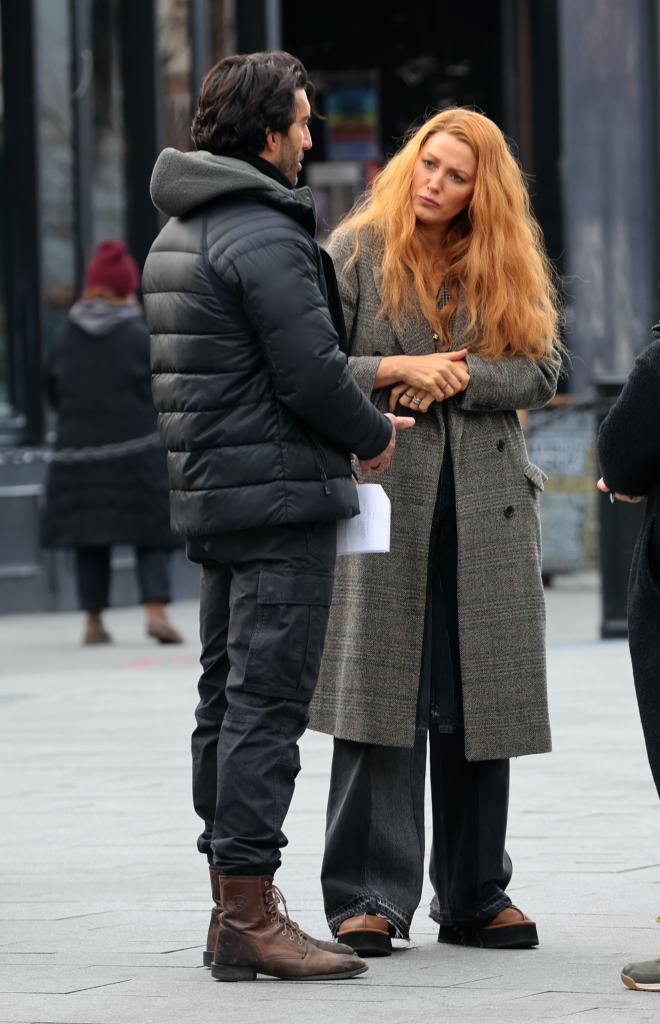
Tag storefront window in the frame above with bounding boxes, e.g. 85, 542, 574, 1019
36, 0, 128, 353
35, 0, 76, 359
158, 0, 193, 151
208, 0, 233, 68
91, 0, 126, 244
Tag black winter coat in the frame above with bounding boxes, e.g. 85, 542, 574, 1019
142, 149, 391, 537
42, 306, 175, 549
598, 333, 660, 797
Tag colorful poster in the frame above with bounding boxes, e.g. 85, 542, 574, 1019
326, 85, 379, 161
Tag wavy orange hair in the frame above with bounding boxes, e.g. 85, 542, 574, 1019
334, 108, 561, 360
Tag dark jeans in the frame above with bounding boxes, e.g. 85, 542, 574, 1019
188, 522, 336, 875
75, 545, 172, 612
322, 732, 512, 938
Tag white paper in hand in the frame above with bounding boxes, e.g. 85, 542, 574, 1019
336, 484, 391, 556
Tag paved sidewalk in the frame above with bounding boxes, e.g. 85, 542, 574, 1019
1, 573, 660, 1023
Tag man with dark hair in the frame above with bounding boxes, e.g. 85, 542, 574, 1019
142, 52, 412, 983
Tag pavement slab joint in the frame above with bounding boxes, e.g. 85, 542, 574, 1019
2, 578, 660, 1021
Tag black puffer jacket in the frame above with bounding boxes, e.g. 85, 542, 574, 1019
142, 150, 391, 537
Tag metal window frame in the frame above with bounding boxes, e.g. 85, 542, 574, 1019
191, 0, 210, 104
70, 0, 94, 293
118, 0, 161, 271
0, 0, 43, 445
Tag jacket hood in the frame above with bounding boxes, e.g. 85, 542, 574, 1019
69, 299, 142, 336
150, 148, 316, 232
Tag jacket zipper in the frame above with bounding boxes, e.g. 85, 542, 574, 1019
305, 429, 331, 496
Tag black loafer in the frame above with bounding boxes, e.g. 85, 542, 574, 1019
336, 913, 392, 957
438, 906, 539, 949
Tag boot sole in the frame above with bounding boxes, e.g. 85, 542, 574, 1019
211, 961, 369, 982
206, 945, 356, 964
336, 929, 392, 957
438, 923, 539, 949
621, 971, 660, 991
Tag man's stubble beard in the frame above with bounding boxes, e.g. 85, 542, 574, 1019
278, 139, 301, 186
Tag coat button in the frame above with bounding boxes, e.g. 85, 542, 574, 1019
497, 439, 505, 451
504, 505, 515, 519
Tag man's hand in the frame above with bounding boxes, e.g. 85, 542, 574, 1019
358, 413, 415, 477
597, 477, 644, 503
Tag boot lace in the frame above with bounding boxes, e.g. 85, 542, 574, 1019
264, 882, 306, 946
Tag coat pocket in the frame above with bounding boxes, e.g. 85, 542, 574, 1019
523, 462, 548, 491
244, 570, 334, 701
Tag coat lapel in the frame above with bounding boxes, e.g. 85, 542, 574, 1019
368, 240, 471, 452
371, 262, 436, 356
370, 245, 470, 357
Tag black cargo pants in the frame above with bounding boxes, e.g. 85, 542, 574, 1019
187, 522, 336, 875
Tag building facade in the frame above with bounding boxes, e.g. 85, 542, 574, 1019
0, 0, 658, 612
0, 0, 232, 612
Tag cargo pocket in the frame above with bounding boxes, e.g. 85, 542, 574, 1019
243, 570, 334, 701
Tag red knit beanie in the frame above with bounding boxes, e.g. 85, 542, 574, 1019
84, 239, 140, 297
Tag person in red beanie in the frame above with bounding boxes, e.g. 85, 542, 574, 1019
85, 239, 142, 296
43, 239, 183, 646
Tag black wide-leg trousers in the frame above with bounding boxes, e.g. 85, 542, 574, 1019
322, 730, 512, 938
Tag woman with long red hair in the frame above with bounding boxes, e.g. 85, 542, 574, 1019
309, 108, 562, 955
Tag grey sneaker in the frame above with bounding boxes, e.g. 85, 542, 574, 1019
621, 958, 660, 991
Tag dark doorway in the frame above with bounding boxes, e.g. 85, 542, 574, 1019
283, 0, 504, 162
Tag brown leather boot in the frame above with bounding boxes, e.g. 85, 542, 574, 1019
145, 602, 183, 644
82, 614, 112, 645
203, 868, 355, 965
211, 875, 368, 981
203, 866, 223, 967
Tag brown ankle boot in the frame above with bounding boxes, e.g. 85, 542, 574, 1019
211, 875, 368, 982
204, 868, 355, 965
145, 602, 183, 644
83, 615, 112, 645
203, 866, 223, 967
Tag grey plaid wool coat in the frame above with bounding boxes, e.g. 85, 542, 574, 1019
308, 230, 560, 760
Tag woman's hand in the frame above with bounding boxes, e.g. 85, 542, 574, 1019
399, 349, 470, 401
597, 477, 644, 503
388, 383, 435, 413
386, 349, 470, 412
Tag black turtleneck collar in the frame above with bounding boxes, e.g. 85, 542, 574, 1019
236, 153, 294, 191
